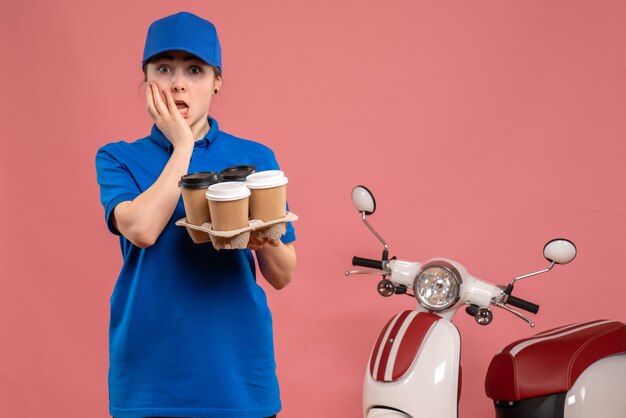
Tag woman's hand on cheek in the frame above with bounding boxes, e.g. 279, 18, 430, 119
247, 235, 281, 251
146, 81, 193, 151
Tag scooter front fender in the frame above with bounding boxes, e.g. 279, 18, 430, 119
363, 311, 461, 418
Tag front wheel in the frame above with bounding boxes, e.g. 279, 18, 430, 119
367, 408, 411, 417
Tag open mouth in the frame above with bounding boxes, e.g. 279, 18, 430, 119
175, 100, 189, 116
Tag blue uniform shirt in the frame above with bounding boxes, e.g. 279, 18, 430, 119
95, 117, 295, 418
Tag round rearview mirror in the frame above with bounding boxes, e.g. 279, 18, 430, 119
543, 239, 577, 265
352, 185, 376, 215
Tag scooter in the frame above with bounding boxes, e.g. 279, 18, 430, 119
345, 185, 626, 418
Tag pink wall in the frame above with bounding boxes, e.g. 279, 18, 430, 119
2, 1, 625, 416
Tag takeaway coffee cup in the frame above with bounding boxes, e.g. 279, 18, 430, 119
245, 170, 288, 221
179, 172, 220, 225
220, 165, 256, 182
205, 182, 251, 231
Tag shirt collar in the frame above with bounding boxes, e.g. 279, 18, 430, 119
150, 117, 220, 152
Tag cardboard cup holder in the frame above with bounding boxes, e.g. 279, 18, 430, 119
176, 212, 298, 250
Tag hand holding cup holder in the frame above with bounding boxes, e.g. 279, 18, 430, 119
175, 213, 298, 249
177, 166, 298, 250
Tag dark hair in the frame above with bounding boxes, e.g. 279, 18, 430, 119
141, 53, 222, 82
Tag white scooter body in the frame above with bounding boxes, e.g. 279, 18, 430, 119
363, 313, 460, 418
563, 354, 626, 418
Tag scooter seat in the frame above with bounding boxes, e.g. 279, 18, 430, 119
485, 319, 626, 401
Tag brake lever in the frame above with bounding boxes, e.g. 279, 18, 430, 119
491, 300, 535, 328
344, 269, 387, 276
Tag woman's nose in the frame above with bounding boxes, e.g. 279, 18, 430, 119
172, 78, 186, 92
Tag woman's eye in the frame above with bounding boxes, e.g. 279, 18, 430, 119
189, 66, 202, 75
158, 65, 171, 73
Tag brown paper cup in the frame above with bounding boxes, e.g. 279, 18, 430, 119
249, 185, 287, 221
208, 198, 250, 231
206, 182, 251, 231
179, 172, 220, 226
245, 170, 289, 222
181, 188, 212, 225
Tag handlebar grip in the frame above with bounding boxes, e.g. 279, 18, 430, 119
352, 256, 384, 270
507, 296, 540, 314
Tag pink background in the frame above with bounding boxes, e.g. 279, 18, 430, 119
1, 0, 625, 416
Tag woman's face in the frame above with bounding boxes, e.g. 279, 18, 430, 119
145, 50, 222, 130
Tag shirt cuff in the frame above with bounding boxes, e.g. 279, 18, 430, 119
105, 193, 139, 235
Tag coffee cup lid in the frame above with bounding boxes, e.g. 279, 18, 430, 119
205, 182, 251, 201
220, 165, 256, 181
179, 172, 220, 189
245, 170, 288, 189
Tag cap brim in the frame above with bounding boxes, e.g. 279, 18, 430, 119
142, 47, 221, 72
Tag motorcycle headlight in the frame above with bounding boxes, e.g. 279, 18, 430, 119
413, 261, 462, 311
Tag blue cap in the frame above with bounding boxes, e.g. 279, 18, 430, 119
143, 12, 222, 73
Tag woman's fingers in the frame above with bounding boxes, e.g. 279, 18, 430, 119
247, 236, 281, 250
247, 236, 262, 250
151, 82, 169, 117
164, 89, 184, 121
146, 83, 158, 119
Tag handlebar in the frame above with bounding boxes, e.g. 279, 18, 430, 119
506, 295, 540, 314
352, 256, 384, 270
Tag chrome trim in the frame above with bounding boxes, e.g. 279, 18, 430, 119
494, 285, 508, 304
377, 279, 395, 297
413, 261, 462, 311
474, 307, 493, 325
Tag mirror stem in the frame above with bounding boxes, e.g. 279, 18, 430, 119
510, 261, 556, 286
362, 212, 388, 258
